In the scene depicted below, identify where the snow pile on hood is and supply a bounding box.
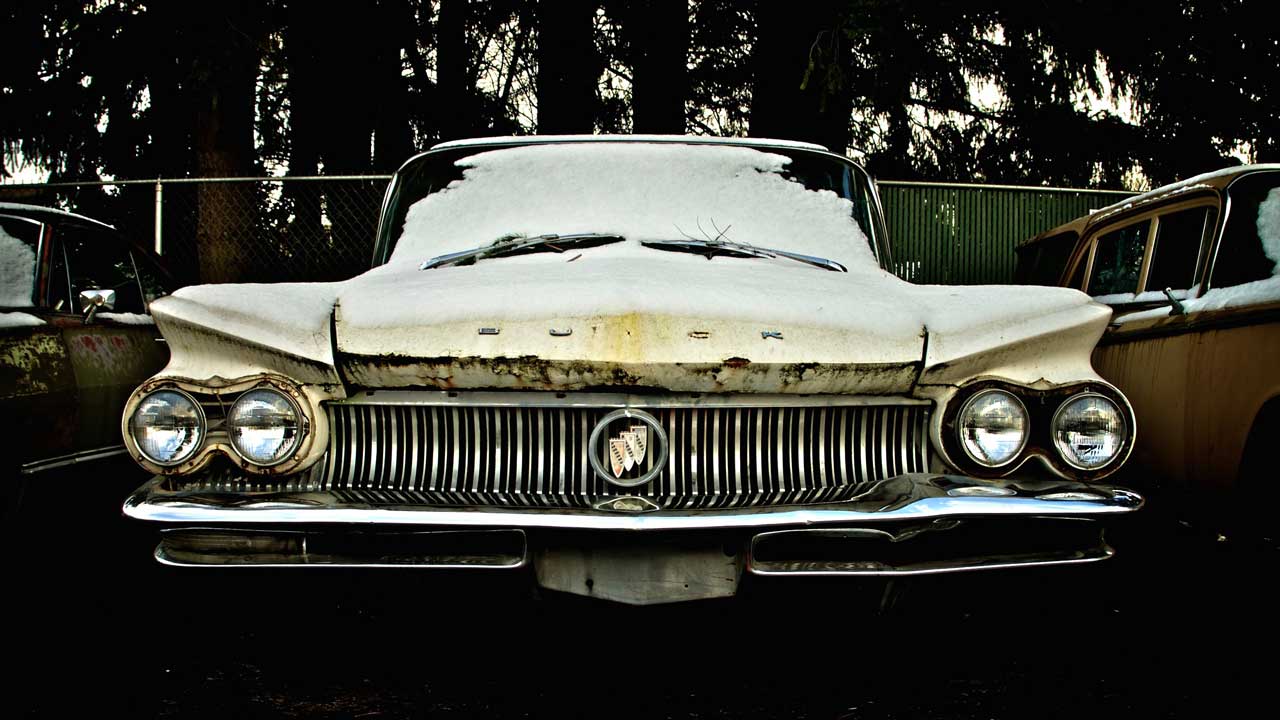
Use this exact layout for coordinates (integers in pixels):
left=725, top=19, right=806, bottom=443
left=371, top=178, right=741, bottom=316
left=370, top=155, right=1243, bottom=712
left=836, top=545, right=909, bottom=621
left=0, top=224, right=36, bottom=307
left=156, top=281, right=342, bottom=362
left=343, top=242, right=1088, bottom=337
left=393, top=143, right=878, bottom=270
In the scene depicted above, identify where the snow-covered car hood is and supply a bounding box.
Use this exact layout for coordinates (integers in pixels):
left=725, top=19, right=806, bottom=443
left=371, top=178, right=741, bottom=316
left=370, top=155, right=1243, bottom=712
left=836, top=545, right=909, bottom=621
left=148, top=246, right=1109, bottom=395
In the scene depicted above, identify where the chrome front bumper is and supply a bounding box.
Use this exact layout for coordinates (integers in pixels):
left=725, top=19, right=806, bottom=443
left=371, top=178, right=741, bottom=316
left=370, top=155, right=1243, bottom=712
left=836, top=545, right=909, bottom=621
left=125, top=472, right=1141, bottom=602
left=125, top=472, right=1140, bottom=529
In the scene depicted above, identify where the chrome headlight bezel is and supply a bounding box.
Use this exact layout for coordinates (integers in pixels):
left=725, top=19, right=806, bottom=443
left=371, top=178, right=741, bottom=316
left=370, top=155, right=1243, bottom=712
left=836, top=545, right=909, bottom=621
left=940, top=380, right=1136, bottom=481
left=1050, top=392, right=1129, bottom=471
left=128, top=388, right=207, bottom=468
left=955, top=388, right=1030, bottom=469
left=226, top=387, right=305, bottom=468
left=123, top=375, right=321, bottom=477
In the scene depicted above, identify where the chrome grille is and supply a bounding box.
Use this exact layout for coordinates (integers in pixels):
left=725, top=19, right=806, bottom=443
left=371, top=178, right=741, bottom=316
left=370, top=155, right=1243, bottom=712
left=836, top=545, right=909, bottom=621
left=319, top=401, right=931, bottom=509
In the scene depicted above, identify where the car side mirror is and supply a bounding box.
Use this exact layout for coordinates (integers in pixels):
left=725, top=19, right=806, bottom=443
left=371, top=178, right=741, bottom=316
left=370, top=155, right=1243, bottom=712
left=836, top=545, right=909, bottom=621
left=79, top=288, right=116, bottom=324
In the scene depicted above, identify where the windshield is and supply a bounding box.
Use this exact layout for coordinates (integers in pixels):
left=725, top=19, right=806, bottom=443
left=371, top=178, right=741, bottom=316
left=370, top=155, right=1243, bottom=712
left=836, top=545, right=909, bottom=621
left=373, top=142, right=886, bottom=270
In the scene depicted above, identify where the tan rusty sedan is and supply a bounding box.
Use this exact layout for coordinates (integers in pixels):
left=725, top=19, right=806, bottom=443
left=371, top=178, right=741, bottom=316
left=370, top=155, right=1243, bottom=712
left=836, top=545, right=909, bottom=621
left=1016, top=165, right=1280, bottom=539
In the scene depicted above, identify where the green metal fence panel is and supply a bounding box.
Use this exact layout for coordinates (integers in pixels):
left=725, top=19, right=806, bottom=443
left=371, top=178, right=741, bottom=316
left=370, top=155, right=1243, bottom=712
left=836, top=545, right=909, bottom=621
left=879, top=182, right=1134, bottom=285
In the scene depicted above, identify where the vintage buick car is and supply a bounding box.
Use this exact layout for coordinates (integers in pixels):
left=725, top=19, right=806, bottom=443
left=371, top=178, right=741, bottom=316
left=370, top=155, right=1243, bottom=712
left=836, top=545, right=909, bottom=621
left=1016, top=164, right=1280, bottom=540
left=121, top=136, right=1141, bottom=604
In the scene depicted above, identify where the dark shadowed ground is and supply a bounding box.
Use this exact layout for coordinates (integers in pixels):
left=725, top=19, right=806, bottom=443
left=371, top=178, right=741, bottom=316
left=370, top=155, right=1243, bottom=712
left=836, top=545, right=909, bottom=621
left=10, top=466, right=1274, bottom=719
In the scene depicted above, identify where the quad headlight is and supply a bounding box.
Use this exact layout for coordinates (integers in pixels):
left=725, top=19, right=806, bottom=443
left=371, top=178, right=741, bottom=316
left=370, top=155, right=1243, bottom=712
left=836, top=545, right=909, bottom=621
left=227, top=388, right=303, bottom=466
left=956, top=389, right=1029, bottom=468
left=1051, top=393, right=1128, bottom=470
left=130, top=389, right=205, bottom=466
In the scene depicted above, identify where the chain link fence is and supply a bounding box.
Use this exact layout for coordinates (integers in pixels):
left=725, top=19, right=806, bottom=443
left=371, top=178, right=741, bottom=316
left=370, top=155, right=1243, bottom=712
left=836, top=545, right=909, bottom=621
left=0, top=176, right=390, bottom=288
left=0, top=175, right=1132, bottom=288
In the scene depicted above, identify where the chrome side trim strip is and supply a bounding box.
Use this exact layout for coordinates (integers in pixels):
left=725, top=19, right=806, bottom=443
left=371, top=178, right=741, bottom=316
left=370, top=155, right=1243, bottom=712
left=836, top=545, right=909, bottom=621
left=748, top=547, right=1114, bottom=577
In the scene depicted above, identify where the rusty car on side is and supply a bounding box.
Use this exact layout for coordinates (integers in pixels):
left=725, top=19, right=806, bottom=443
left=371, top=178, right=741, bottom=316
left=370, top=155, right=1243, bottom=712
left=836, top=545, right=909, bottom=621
left=1016, top=164, right=1280, bottom=540
left=119, top=136, right=1141, bottom=604
left=1, top=203, right=171, bottom=518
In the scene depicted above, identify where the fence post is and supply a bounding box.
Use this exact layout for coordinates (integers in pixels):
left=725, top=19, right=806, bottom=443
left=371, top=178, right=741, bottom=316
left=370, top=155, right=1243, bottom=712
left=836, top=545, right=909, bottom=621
left=153, top=179, right=163, bottom=255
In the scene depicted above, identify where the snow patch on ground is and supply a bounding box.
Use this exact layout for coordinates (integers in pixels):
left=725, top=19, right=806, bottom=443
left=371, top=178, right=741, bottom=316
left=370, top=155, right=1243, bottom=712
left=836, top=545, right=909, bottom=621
left=393, top=144, right=878, bottom=270
left=0, top=311, right=46, bottom=328
left=0, top=224, right=36, bottom=307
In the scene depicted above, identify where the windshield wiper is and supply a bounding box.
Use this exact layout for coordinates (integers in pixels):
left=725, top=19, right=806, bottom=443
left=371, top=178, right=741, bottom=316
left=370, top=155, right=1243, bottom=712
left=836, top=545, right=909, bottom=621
left=641, top=238, right=847, bottom=272
left=421, top=232, right=625, bottom=270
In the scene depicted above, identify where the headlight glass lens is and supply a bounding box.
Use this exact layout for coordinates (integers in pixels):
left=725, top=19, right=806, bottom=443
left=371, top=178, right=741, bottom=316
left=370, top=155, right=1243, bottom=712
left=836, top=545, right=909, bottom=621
left=1052, top=394, right=1126, bottom=470
left=958, top=389, right=1029, bottom=467
left=130, top=390, right=204, bottom=466
left=228, top=389, right=302, bottom=466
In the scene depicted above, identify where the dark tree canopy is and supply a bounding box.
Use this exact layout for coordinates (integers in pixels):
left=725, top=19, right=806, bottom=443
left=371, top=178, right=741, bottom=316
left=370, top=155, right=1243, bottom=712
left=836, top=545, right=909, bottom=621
left=3, top=0, right=1277, bottom=191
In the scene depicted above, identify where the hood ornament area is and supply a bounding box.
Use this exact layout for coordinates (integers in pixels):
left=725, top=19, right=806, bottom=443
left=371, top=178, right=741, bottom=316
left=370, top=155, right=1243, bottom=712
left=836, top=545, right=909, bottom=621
left=587, top=409, right=669, bottom=489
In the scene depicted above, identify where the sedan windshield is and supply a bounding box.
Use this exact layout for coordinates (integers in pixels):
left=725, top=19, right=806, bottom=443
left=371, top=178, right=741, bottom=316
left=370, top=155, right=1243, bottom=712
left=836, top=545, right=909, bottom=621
left=376, top=141, right=885, bottom=271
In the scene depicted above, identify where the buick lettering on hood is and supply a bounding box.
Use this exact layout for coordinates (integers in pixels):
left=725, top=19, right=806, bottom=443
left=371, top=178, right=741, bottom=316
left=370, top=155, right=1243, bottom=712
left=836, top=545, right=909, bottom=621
left=122, top=136, right=1141, bottom=604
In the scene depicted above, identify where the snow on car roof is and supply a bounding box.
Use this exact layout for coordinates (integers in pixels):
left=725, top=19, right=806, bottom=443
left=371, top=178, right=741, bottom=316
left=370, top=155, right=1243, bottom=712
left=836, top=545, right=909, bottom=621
left=1090, top=163, right=1280, bottom=223
left=431, top=134, right=831, bottom=153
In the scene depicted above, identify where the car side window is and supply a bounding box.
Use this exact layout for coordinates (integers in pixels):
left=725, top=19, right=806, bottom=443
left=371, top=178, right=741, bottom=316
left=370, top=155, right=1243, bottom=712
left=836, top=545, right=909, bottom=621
left=0, top=215, right=43, bottom=308
left=1015, top=231, right=1078, bottom=286
left=1211, top=172, right=1280, bottom=290
left=57, top=224, right=148, bottom=314
left=1087, top=219, right=1150, bottom=296
left=1146, top=206, right=1215, bottom=293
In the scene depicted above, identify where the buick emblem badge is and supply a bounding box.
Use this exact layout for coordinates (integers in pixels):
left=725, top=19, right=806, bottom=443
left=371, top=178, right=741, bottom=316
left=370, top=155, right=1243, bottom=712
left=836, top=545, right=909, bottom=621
left=588, top=409, right=668, bottom=488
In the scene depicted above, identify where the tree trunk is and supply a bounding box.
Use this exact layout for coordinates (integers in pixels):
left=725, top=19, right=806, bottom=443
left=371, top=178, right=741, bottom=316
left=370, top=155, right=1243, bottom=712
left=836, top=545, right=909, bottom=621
left=749, top=0, right=850, bottom=153
left=438, top=0, right=473, bottom=141
left=190, top=5, right=265, bottom=284
left=283, top=3, right=325, bottom=270
left=372, top=0, right=413, bottom=170
left=628, top=0, right=688, bottom=134
left=537, top=0, right=600, bottom=134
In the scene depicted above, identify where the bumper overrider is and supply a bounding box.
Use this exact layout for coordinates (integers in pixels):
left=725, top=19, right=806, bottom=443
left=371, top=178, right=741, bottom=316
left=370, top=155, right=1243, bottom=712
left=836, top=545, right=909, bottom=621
left=124, top=473, right=1141, bottom=605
